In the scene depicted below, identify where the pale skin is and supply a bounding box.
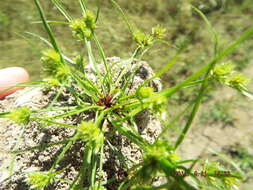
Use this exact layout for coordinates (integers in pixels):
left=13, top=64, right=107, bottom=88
left=0, top=67, right=29, bottom=100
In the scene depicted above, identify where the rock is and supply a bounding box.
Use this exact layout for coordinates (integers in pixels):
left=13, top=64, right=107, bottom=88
left=0, top=58, right=162, bottom=190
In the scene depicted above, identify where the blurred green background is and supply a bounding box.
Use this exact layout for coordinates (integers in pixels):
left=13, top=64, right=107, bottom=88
left=1, top=0, right=253, bottom=82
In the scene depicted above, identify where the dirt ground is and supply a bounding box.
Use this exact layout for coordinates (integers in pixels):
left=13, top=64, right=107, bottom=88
left=177, top=62, right=253, bottom=189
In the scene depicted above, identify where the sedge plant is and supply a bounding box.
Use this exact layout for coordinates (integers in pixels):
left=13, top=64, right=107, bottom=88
left=0, top=0, right=253, bottom=189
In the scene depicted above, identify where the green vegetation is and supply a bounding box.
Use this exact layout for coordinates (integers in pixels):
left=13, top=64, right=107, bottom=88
left=1, top=0, right=253, bottom=189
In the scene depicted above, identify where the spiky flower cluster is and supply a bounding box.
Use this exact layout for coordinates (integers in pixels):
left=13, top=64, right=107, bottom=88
left=77, top=121, right=104, bottom=152
left=70, top=10, right=96, bottom=40
left=5, top=106, right=31, bottom=125
left=41, top=49, right=69, bottom=81
left=133, top=25, right=166, bottom=48
left=227, top=74, right=250, bottom=91
left=212, top=61, right=250, bottom=92
left=133, top=32, right=153, bottom=48
left=212, top=62, right=235, bottom=82
left=26, top=172, right=55, bottom=190
left=152, top=25, right=167, bottom=39
left=144, top=141, right=179, bottom=163
left=136, top=141, right=180, bottom=183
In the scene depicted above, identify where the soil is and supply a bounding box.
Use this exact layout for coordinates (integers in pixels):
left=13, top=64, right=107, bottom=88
left=177, top=62, right=253, bottom=189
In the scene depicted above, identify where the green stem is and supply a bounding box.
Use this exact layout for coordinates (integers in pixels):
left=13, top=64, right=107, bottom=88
left=90, top=149, right=98, bottom=187
left=109, top=0, right=133, bottom=34
left=93, top=34, right=112, bottom=91
left=174, top=59, right=216, bottom=149
left=34, top=0, right=64, bottom=63
left=50, top=137, right=76, bottom=171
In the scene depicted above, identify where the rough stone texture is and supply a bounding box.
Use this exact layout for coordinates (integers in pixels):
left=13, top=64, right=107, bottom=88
left=0, top=58, right=162, bottom=190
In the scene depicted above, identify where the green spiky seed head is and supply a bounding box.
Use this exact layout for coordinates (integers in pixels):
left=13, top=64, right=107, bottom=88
left=203, top=160, right=227, bottom=186
left=26, top=172, right=55, bottom=190
left=5, top=107, right=31, bottom=125
left=41, top=49, right=61, bottom=63
left=70, top=19, right=87, bottom=40
left=138, top=141, right=178, bottom=182
left=84, top=28, right=93, bottom=39
left=70, top=13, right=95, bottom=40
left=55, top=64, right=70, bottom=79
left=41, top=49, right=69, bottom=80
left=169, top=152, right=181, bottom=163
left=152, top=25, right=166, bottom=39
left=145, top=140, right=178, bottom=162
left=78, top=121, right=99, bottom=141
left=227, top=74, right=250, bottom=91
left=212, top=62, right=235, bottom=81
left=78, top=121, right=104, bottom=152
left=137, top=87, right=154, bottom=99
left=133, top=31, right=153, bottom=48
left=83, top=10, right=96, bottom=30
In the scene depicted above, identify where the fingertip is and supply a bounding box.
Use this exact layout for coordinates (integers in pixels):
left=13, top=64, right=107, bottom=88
left=0, top=67, right=30, bottom=100
left=11, top=67, right=29, bottom=80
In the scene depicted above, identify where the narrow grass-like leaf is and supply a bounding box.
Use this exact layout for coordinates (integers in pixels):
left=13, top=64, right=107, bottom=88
left=15, top=32, right=42, bottom=56
left=109, top=0, right=133, bottom=34
left=191, top=5, right=219, bottom=54
left=95, top=0, right=102, bottom=22
left=46, top=105, right=101, bottom=119
left=93, top=34, right=112, bottom=90
left=34, top=0, right=62, bottom=57
left=0, top=81, right=47, bottom=95
left=71, top=68, right=101, bottom=94
left=51, top=0, right=73, bottom=22
left=33, top=116, right=77, bottom=129
left=141, top=52, right=180, bottom=88
left=26, top=31, right=53, bottom=47
left=50, top=138, right=76, bottom=171
left=110, top=119, right=148, bottom=149
left=32, top=20, right=70, bottom=25
left=8, top=127, right=25, bottom=175
left=79, top=0, right=87, bottom=12
left=4, top=139, right=70, bottom=154
left=26, top=32, right=77, bottom=65
left=70, top=73, right=99, bottom=102
left=47, top=84, right=65, bottom=108
left=90, top=149, right=98, bottom=186
left=175, top=20, right=253, bottom=150
left=209, top=149, right=245, bottom=178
